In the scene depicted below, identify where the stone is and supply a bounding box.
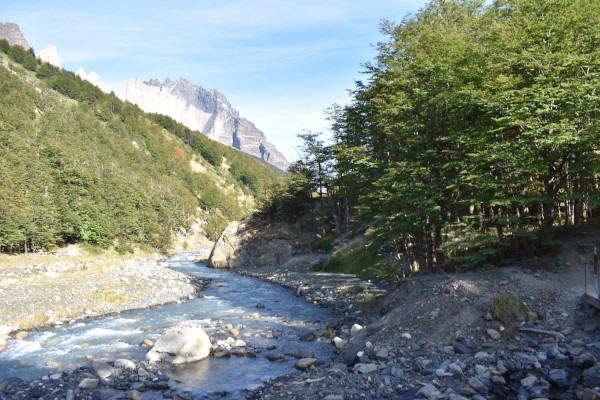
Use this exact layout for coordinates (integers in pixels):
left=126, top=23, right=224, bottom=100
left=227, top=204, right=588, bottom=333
left=329, top=363, right=348, bottom=373
left=342, top=344, right=362, bottom=367
left=333, top=337, right=347, bottom=348
left=114, top=359, right=136, bottom=369
left=323, top=396, right=344, bottom=400
left=487, top=329, right=501, bottom=340
left=267, top=353, right=284, bottom=361
left=416, top=383, right=438, bottom=399
left=528, top=311, right=538, bottom=321
left=234, top=339, right=246, bottom=347
left=355, top=363, right=378, bottom=374
left=92, top=361, right=114, bottom=380
left=256, top=303, right=265, bottom=309
left=0, top=337, right=7, bottom=351
left=145, top=322, right=211, bottom=364
left=548, top=369, right=569, bottom=389
left=376, top=347, right=389, bottom=360
left=448, top=395, right=469, bottom=400
left=449, top=363, right=465, bottom=379
left=454, top=341, right=472, bottom=354
left=49, top=373, right=62, bottom=381
left=65, top=389, right=74, bottom=400
left=295, top=358, right=318, bottom=370
left=15, top=331, right=27, bottom=340
left=575, top=353, right=596, bottom=369
left=213, top=347, right=232, bottom=358
left=294, top=350, right=314, bottom=359
left=78, top=378, right=99, bottom=389
left=127, top=390, right=142, bottom=400
left=468, top=377, right=489, bottom=394
left=229, top=328, right=239, bottom=336
left=583, top=363, right=600, bottom=387
left=143, top=339, right=154, bottom=346
left=520, top=374, right=538, bottom=388
left=351, top=324, right=363, bottom=335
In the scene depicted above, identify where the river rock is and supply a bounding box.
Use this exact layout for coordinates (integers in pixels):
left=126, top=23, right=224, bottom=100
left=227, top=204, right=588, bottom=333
left=583, top=363, right=600, bottom=387
left=469, top=377, right=489, bottom=394
left=376, top=347, right=389, bottom=360
left=92, top=361, right=114, bottom=380
left=333, top=337, right=347, bottom=348
left=351, top=324, right=363, bottom=335
left=416, top=383, right=438, bottom=399
left=295, top=358, right=318, bottom=370
left=15, top=331, right=27, bottom=340
left=548, top=369, right=569, bottom=389
left=213, top=347, right=231, bottom=358
left=145, top=322, right=211, bottom=364
left=78, top=378, right=99, bottom=389
left=355, top=363, right=378, bottom=374
left=520, top=374, right=538, bottom=388
left=114, top=359, right=136, bottom=370
left=127, top=390, right=142, bottom=400
left=575, top=353, right=596, bottom=368
left=294, top=350, right=314, bottom=359
left=0, top=337, right=7, bottom=352
left=487, top=329, right=501, bottom=340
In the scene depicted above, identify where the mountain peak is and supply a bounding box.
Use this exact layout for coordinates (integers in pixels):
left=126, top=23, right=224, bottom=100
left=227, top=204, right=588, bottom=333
left=116, top=78, right=289, bottom=170
left=38, top=45, right=61, bottom=68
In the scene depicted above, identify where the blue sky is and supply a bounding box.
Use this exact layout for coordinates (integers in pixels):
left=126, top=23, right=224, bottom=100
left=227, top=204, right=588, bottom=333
left=1, top=0, right=427, bottom=162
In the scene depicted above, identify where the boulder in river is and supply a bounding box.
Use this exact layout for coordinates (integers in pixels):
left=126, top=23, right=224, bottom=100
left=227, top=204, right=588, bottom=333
left=145, top=322, right=211, bottom=364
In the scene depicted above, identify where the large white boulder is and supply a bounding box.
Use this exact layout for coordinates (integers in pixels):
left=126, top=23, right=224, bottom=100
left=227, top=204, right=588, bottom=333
left=145, top=322, right=211, bottom=364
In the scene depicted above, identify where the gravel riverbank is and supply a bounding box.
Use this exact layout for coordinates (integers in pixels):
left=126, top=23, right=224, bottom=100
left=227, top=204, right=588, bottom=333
left=0, top=248, right=209, bottom=336
left=4, top=241, right=600, bottom=399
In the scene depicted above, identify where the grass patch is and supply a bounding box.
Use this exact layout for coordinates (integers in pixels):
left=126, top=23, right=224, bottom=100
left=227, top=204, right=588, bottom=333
left=318, top=244, right=384, bottom=278
left=489, top=292, right=527, bottom=323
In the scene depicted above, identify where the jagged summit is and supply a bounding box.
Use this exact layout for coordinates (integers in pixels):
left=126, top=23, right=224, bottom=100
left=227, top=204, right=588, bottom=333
left=76, top=67, right=105, bottom=92
left=0, top=22, right=30, bottom=50
left=116, top=77, right=289, bottom=170
left=38, top=45, right=61, bottom=68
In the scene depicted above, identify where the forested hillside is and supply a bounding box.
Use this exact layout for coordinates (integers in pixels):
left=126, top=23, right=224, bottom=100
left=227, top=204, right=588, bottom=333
left=267, top=0, right=600, bottom=275
left=0, top=41, right=283, bottom=253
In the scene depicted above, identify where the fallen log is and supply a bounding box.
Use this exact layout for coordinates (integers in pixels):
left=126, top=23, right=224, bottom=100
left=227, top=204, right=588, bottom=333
left=518, top=327, right=565, bottom=341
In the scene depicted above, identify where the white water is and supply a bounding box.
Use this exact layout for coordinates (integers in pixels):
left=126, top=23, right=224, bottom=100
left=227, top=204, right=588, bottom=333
left=0, top=253, right=337, bottom=398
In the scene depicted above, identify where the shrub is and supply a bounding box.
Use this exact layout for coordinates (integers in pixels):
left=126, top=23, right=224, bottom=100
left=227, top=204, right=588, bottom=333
left=310, top=234, right=337, bottom=251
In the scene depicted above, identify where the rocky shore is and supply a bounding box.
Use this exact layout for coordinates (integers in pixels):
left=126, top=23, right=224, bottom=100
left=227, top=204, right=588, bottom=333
left=4, top=241, right=600, bottom=399
left=237, top=260, right=600, bottom=399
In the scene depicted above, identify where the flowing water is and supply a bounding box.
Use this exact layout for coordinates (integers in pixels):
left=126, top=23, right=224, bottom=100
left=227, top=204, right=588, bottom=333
left=0, top=253, right=337, bottom=398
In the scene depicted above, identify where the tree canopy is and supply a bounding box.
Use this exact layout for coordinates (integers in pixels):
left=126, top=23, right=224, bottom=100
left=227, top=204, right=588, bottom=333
left=270, top=0, right=600, bottom=275
left=0, top=47, right=283, bottom=253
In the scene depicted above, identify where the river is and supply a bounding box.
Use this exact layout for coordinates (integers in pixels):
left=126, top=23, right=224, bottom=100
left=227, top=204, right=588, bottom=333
left=0, top=253, right=337, bottom=398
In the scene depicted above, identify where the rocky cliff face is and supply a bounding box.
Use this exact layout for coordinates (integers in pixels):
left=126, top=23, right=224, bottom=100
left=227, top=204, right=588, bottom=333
left=115, top=78, right=290, bottom=170
left=207, top=218, right=318, bottom=269
left=0, top=22, right=30, bottom=50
